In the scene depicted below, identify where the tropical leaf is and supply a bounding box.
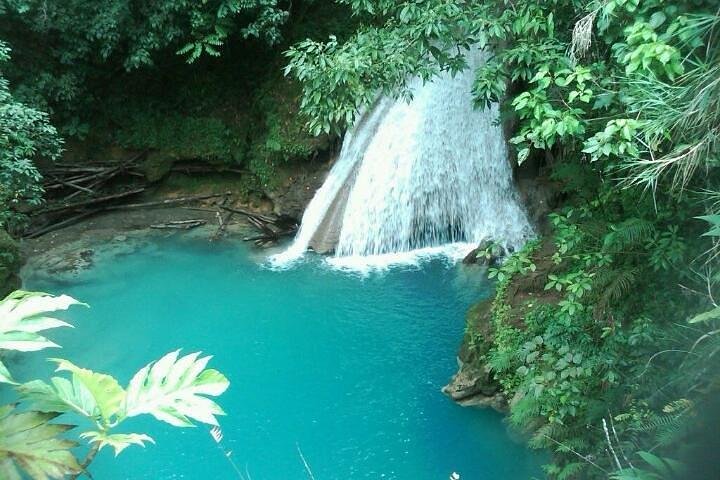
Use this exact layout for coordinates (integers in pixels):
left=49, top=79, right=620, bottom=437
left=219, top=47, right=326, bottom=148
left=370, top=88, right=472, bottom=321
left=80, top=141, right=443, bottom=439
left=0, top=331, right=61, bottom=352
left=17, top=377, right=98, bottom=419
left=696, top=214, right=720, bottom=237
left=51, top=359, right=126, bottom=423
left=0, top=291, right=85, bottom=353
left=689, top=306, right=720, bottom=324
left=124, top=350, right=229, bottom=427
left=0, top=359, right=16, bottom=385
left=79, top=431, right=154, bottom=457
left=0, top=404, right=81, bottom=480
left=637, top=451, right=686, bottom=479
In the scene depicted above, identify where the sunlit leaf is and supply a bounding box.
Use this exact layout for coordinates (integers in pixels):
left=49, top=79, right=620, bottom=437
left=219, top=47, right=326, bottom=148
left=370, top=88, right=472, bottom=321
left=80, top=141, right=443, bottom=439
left=51, top=359, right=126, bottom=423
left=0, top=360, right=16, bottom=385
left=124, top=350, right=229, bottom=427
left=79, top=431, right=154, bottom=457
left=18, top=377, right=98, bottom=419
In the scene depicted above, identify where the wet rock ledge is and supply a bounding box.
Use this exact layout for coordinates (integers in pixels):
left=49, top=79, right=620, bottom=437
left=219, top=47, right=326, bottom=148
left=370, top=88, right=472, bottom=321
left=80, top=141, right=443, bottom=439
left=442, top=299, right=509, bottom=412
left=443, top=239, right=561, bottom=413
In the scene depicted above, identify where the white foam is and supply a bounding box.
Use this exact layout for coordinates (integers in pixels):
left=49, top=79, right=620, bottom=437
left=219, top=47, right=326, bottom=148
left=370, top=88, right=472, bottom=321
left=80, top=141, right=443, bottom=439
left=324, top=243, right=477, bottom=275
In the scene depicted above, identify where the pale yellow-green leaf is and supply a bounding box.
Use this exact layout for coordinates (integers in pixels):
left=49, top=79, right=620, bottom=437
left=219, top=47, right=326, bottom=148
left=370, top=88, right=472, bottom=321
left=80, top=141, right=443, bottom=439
left=0, top=331, right=59, bottom=352
left=0, top=291, right=85, bottom=333
left=124, top=350, right=229, bottom=427
left=51, top=359, right=125, bottom=423
left=18, top=377, right=98, bottom=419
left=0, top=359, right=16, bottom=385
left=689, top=306, right=720, bottom=324
left=0, top=291, right=86, bottom=354
left=79, top=431, right=154, bottom=457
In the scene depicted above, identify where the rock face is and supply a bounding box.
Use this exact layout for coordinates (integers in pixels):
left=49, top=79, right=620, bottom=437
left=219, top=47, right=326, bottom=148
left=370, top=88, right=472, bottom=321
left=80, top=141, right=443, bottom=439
left=0, top=230, right=22, bottom=298
left=444, top=240, right=562, bottom=412
left=462, top=240, right=505, bottom=266
left=517, top=176, right=560, bottom=234
left=307, top=161, right=360, bottom=254
left=441, top=298, right=508, bottom=412
left=264, top=159, right=331, bottom=222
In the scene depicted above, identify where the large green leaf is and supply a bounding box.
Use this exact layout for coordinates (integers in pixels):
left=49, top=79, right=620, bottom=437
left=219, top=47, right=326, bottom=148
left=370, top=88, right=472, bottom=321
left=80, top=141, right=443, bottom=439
left=0, top=291, right=85, bottom=354
left=51, top=359, right=126, bottom=424
left=0, top=331, right=60, bottom=352
left=79, top=431, right=154, bottom=457
left=689, top=306, right=720, bottom=324
left=696, top=215, right=720, bottom=237
left=17, top=377, right=98, bottom=419
left=0, top=359, right=16, bottom=385
left=124, top=350, right=229, bottom=427
left=0, top=404, right=81, bottom=480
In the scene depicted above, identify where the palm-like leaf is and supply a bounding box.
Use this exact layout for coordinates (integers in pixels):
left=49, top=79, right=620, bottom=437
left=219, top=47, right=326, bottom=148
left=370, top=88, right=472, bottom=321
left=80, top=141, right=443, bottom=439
left=79, top=432, right=154, bottom=457
left=0, top=404, right=81, bottom=480
left=0, top=360, right=15, bottom=384
left=0, top=291, right=85, bottom=385
left=17, top=376, right=99, bottom=419
left=124, top=350, right=230, bottom=427
left=51, top=359, right=125, bottom=423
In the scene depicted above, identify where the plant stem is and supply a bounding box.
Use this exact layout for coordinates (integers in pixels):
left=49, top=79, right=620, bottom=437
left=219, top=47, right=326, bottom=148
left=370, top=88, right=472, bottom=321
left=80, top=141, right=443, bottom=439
left=69, top=443, right=100, bottom=480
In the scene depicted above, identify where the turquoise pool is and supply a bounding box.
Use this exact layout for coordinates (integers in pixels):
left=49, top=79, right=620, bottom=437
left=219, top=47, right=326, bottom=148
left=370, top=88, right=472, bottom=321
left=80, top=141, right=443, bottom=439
left=18, top=234, right=544, bottom=479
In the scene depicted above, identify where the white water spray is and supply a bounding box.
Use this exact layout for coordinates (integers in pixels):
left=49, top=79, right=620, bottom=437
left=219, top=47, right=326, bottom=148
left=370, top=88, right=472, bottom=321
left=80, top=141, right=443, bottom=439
left=272, top=50, right=532, bottom=269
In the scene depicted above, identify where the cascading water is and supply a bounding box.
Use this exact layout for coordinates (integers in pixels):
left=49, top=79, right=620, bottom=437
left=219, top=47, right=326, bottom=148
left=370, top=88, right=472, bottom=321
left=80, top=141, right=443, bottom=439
left=272, top=50, right=533, bottom=268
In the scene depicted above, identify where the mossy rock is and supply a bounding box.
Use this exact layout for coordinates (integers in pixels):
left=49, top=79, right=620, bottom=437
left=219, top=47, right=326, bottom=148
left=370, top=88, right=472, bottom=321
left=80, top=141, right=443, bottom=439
left=142, top=151, right=176, bottom=182
left=459, top=298, right=494, bottom=364
left=0, top=230, right=22, bottom=298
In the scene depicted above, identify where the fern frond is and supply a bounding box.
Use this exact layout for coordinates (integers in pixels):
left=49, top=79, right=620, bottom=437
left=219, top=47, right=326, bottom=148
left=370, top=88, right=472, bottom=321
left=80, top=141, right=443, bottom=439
left=603, top=218, right=656, bottom=253
left=634, top=400, right=694, bottom=447
left=556, top=461, right=587, bottom=480
left=593, top=267, right=638, bottom=311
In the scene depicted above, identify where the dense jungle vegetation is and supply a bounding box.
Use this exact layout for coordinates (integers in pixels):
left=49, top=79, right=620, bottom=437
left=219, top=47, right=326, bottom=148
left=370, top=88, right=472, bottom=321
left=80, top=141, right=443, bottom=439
left=1, top=0, right=720, bottom=478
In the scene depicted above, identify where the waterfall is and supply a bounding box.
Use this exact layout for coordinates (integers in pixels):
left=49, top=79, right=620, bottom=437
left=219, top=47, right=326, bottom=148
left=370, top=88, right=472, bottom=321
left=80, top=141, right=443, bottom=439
left=272, top=50, right=533, bottom=268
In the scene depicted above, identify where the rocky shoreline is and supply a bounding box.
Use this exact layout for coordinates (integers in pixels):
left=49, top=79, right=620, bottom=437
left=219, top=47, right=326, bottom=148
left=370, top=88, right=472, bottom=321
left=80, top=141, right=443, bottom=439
left=442, top=239, right=561, bottom=412
left=13, top=155, right=331, bottom=291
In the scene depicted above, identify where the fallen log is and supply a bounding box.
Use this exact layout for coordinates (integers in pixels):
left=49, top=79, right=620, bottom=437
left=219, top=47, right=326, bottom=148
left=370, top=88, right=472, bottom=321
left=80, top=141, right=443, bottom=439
left=223, top=205, right=298, bottom=246
left=150, top=219, right=206, bottom=230
left=25, top=210, right=99, bottom=239
left=218, top=206, right=277, bottom=224
left=171, top=165, right=247, bottom=175
left=46, top=177, right=97, bottom=195
left=104, top=192, right=231, bottom=211
left=38, top=188, right=147, bottom=214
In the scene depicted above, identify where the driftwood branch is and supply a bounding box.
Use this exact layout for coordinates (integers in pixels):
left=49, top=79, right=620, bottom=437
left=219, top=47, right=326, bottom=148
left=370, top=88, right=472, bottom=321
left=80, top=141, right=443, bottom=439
left=25, top=210, right=99, bottom=238
left=150, top=219, right=207, bottom=230
left=104, top=193, right=231, bottom=211
left=211, top=194, right=234, bottom=241
left=218, top=205, right=298, bottom=246
left=38, top=188, right=147, bottom=214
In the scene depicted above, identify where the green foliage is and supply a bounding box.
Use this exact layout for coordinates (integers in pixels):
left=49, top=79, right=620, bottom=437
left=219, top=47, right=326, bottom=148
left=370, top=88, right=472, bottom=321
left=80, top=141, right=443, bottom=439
left=0, top=291, right=230, bottom=479
left=0, top=291, right=85, bottom=384
left=0, top=405, right=80, bottom=479
left=0, top=41, right=61, bottom=231
left=487, top=240, right=539, bottom=284
left=0, top=230, right=21, bottom=297
left=118, top=113, right=248, bottom=165
left=2, top=0, right=288, bottom=72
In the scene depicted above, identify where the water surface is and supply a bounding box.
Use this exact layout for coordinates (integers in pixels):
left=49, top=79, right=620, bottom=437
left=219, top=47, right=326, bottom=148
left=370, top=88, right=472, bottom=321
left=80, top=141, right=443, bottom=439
left=19, top=234, right=543, bottom=479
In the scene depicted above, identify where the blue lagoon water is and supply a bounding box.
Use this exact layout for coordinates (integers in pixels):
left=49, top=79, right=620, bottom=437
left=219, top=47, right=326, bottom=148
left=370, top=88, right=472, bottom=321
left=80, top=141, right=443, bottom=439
left=18, top=234, right=543, bottom=479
